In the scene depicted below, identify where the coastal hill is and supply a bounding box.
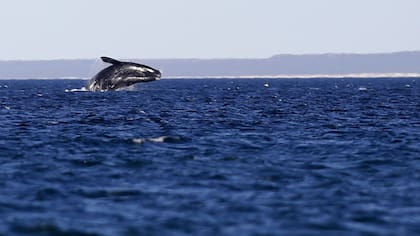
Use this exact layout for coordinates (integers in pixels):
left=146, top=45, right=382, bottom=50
left=1, top=51, right=420, bottom=79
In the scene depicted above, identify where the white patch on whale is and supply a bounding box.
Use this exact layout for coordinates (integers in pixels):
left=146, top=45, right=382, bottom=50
left=127, top=66, right=157, bottom=74
left=128, top=66, right=146, bottom=72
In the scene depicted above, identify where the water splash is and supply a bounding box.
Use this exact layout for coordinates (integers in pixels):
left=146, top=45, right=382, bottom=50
left=65, top=87, right=89, bottom=92
left=358, top=87, right=368, bottom=91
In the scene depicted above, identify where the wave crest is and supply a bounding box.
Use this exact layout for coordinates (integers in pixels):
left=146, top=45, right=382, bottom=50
left=132, top=136, right=182, bottom=144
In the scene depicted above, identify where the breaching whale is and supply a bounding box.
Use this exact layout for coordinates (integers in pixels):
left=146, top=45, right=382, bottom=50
left=87, top=57, right=161, bottom=91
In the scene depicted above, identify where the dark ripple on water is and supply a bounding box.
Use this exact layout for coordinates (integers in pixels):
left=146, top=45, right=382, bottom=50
left=0, top=78, right=419, bottom=235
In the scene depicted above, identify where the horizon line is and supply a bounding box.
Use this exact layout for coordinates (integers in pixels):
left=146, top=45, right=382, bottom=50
left=1, top=50, right=420, bottom=62
left=2, top=73, right=420, bottom=80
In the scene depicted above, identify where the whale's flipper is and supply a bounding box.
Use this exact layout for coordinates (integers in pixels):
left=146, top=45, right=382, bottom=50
left=101, top=57, right=122, bottom=65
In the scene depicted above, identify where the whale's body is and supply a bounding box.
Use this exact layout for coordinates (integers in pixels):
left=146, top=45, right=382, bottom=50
left=87, top=57, right=161, bottom=91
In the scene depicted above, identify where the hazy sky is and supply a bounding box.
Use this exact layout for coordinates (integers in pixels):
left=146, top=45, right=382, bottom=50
left=1, top=0, right=419, bottom=59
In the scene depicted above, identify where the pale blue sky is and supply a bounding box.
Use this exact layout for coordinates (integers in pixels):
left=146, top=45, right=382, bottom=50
left=0, top=0, right=419, bottom=59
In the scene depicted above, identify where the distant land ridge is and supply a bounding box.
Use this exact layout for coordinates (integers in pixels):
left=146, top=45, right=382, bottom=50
left=1, top=51, right=420, bottom=79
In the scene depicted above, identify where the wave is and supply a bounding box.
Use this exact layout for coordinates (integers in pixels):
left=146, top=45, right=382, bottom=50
left=132, top=136, right=182, bottom=144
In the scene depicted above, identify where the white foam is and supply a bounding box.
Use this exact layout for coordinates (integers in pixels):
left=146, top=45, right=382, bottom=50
left=148, top=136, right=169, bottom=143
left=65, top=87, right=89, bottom=92
left=132, top=136, right=180, bottom=144
left=132, top=138, right=146, bottom=144
left=358, top=87, right=368, bottom=91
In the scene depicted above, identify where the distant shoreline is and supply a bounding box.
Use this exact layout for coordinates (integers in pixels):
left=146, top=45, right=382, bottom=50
left=165, top=73, right=420, bottom=79
left=1, top=73, right=420, bottom=80
left=1, top=51, right=420, bottom=79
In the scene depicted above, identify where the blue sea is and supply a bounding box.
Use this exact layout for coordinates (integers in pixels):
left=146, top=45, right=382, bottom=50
left=0, top=78, right=419, bottom=235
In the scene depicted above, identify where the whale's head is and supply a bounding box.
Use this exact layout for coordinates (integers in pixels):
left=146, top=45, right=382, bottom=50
left=121, top=63, right=161, bottom=83
left=87, top=57, right=162, bottom=91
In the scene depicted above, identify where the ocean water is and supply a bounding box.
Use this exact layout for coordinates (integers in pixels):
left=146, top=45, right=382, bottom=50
left=0, top=78, right=419, bottom=235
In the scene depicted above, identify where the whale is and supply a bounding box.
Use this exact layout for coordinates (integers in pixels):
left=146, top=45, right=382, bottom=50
left=87, top=57, right=161, bottom=91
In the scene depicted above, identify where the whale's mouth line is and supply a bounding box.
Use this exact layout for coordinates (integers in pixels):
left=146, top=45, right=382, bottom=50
left=122, top=76, right=160, bottom=82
